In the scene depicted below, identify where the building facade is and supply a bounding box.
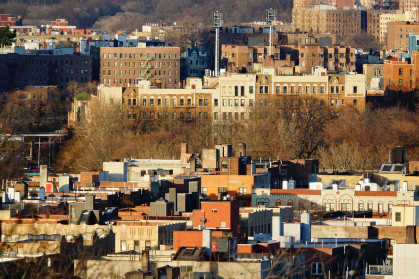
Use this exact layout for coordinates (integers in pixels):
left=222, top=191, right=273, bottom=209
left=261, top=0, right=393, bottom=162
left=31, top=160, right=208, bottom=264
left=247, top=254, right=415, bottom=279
left=99, top=46, right=181, bottom=89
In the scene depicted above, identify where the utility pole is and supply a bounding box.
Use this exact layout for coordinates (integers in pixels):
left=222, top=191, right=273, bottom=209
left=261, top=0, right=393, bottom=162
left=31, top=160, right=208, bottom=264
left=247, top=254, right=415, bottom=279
left=212, top=11, right=223, bottom=77
left=265, top=8, right=276, bottom=56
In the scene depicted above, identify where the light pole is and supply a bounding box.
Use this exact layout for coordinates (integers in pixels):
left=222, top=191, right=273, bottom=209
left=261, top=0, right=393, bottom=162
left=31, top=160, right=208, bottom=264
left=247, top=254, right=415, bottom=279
left=212, top=11, right=223, bottom=77
left=265, top=8, right=276, bottom=57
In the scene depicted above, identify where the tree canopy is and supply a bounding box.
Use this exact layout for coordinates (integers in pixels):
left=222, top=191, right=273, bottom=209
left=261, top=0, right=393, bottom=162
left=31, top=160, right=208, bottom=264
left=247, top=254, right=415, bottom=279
left=0, top=26, right=16, bottom=48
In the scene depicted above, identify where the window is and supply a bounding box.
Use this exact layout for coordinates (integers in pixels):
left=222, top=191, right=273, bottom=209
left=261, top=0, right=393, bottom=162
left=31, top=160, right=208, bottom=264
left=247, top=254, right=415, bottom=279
left=367, top=202, right=373, bottom=211
left=213, top=112, right=218, bottom=120
left=121, top=240, right=127, bottom=251
left=358, top=202, right=364, bottom=211
left=134, top=240, right=139, bottom=252
left=395, top=212, right=401, bottom=222
left=249, top=86, right=254, bottom=94
left=172, top=98, right=177, bottom=106
left=313, top=86, right=317, bottom=94
left=150, top=98, right=154, bottom=106
left=222, top=99, right=227, bottom=106
left=165, top=98, right=169, bottom=106
left=180, top=98, right=184, bottom=106
left=305, top=86, right=310, bottom=94
left=265, top=86, right=269, bottom=94
left=221, top=160, right=228, bottom=171
left=276, top=86, right=280, bottom=94
left=239, top=187, right=247, bottom=195
left=142, top=98, right=147, bottom=106
left=341, top=203, right=350, bottom=211
left=259, top=86, right=264, bottom=93
left=353, top=86, right=358, bottom=93
left=157, top=98, right=162, bottom=106
left=241, top=86, right=245, bottom=96
left=283, top=86, right=288, bottom=94
left=187, top=98, right=192, bottom=106
left=311, top=262, right=323, bottom=275
left=320, top=85, right=325, bottom=94
left=235, top=86, right=239, bottom=96
left=228, top=99, right=233, bottom=106
left=399, top=68, right=403, bottom=75
left=249, top=99, right=254, bottom=106
left=378, top=202, right=383, bottom=214
left=241, top=99, right=245, bottom=106
left=214, top=99, right=218, bottom=106
left=234, top=99, right=239, bottom=106
left=204, top=99, right=208, bottom=106
left=201, top=187, right=207, bottom=196
left=325, top=203, right=335, bottom=212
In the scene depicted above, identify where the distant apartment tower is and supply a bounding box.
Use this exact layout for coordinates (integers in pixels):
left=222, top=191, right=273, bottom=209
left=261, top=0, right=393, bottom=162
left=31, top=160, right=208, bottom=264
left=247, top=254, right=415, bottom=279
left=0, top=53, right=92, bottom=91
left=292, top=7, right=367, bottom=37
left=399, top=0, right=419, bottom=12
left=99, top=46, right=181, bottom=89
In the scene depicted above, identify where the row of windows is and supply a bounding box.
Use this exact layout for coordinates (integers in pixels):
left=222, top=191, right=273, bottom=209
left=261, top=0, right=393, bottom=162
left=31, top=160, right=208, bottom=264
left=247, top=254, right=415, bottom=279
left=102, top=53, right=178, bottom=59
left=102, top=78, right=178, bottom=85
left=102, top=69, right=177, bottom=76
left=127, top=111, right=194, bottom=120
left=275, top=199, right=395, bottom=213
left=214, top=111, right=246, bottom=121
left=126, top=97, right=209, bottom=107
left=273, top=84, right=326, bottom=94
left=102, top=61, right=178, bottom=68
left=221, top=86, right=254, bottom=95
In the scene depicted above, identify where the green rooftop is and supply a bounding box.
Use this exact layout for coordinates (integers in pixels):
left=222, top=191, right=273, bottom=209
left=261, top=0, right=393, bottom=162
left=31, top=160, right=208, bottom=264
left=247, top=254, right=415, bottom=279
left=74, top=92, right=89, bottom=101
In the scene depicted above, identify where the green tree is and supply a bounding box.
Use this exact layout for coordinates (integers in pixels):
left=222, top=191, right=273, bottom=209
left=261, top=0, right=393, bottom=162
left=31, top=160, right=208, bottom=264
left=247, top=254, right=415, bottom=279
left=0, top=26, right=16, bottom=48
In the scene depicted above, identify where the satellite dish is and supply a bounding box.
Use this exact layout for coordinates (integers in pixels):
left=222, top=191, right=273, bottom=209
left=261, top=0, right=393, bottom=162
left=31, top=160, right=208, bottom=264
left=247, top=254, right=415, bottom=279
left=200, top=218, right=206, bottom=223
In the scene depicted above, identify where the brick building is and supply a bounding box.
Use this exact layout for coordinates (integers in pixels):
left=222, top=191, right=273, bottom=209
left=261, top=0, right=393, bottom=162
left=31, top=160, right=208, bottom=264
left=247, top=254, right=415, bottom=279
left=386, top=21, right=419, bottom=51
left=292, top=7, right=367, bottom=37
left=367, top=10, right=388, bottom=41
left=0, top=53, right=92, bottom=91
left=0, top=14, right=22, bottom=27
left=99, top=46, right=181, bottom=89
left=399, top=0, right=419, bottom=11
left=383, top=51, right=419, bottom=91
left=120, top=79, right=213, bottom=124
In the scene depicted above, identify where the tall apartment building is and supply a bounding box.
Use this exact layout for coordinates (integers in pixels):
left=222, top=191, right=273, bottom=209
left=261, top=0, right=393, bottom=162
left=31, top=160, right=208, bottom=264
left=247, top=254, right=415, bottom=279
left=99, top=46, right=181, bottom=89
left=386, top=22, right=419, bottom=51
left=367, top=10, right=388, bottom=41
left=399, top=0, right=419, bottom=11
left=326, top=9, right=367, bottom=37
left=292, top=7, right=367, bottom=37
left=0, top=53, right=92, bottom=91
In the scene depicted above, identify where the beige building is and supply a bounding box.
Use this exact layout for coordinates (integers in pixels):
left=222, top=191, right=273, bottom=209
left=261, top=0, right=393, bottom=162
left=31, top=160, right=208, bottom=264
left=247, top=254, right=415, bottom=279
left=212, top=74, right=257, bottom=123
left=380, top=12, right=407, bottom=43
left=392, top=205, right=419, bottom=226
left=252, top=188, right=419, bottom=213
left=363, top=64, right=384, bottom=89
left=113, top=221, right=186, bottom=253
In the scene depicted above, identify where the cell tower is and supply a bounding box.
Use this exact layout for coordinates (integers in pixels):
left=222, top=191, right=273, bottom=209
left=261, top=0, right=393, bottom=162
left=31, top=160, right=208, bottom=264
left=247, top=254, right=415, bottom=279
left=265, top=8, right=276, bottom=56
left=212, top=11, right=223, bottom=77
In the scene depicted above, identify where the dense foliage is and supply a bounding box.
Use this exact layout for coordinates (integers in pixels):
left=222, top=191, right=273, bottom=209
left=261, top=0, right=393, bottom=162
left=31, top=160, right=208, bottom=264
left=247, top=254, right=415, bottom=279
left=0, top=0, right=293, bottom=32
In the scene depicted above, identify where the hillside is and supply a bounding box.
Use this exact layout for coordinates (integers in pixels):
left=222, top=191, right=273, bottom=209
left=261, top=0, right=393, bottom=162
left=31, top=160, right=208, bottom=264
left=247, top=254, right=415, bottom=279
left=0, top=0, right=293, bottom=32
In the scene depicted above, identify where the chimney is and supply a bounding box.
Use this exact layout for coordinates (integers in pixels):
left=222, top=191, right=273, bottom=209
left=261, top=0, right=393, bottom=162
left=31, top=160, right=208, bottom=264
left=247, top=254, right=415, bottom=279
left=141, top=250, right=149, bottom=272
left=238, top=143, right=246, bottom=157
left=181, top=143, right=189, bottom=154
